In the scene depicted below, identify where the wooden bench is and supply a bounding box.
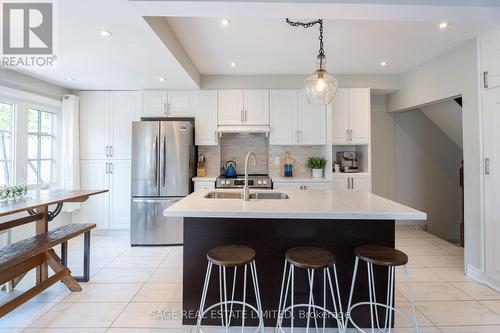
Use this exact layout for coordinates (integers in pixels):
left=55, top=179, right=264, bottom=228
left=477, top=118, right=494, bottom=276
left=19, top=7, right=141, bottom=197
left=0, top=189, right=107, bottom=318
left=0, top=223, right=95, bottom=317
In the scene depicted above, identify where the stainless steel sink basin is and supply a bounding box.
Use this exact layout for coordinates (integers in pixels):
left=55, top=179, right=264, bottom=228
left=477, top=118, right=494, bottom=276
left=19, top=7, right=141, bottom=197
left=249, top=192, right=289, bottom=200
left=204, top=191, right=289, bottom=199
left=204, top=192, right=243, bottom=199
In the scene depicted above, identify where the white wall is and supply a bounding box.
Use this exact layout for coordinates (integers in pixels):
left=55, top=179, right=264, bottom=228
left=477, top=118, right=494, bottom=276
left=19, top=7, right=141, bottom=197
left=371, top=95, right=391, bottom=198
left=387, top=38, right=482, bottom=271
left=420, top=99, right=463, bottom=148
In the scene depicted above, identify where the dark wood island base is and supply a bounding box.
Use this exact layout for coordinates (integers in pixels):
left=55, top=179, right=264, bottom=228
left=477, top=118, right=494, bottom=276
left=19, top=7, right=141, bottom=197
left=183, top=217, right=395, bottom=328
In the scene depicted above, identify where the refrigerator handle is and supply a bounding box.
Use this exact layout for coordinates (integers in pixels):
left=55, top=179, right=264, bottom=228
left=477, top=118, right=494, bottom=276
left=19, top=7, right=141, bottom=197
left=162, top=135, right=167, bottom=187
left=153, top=135, right=158, bottom=185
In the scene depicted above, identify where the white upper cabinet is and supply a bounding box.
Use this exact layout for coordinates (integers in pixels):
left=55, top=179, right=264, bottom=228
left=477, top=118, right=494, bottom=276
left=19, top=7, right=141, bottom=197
left=218, top=90, right=244, bottom=125
left=109, top=91, right=140, bottom=159
left=331, top=88, right=370, bottom=144
left=167, top=91, right=195, bottom=117
left=297, top=92, right=326, bottom=145
left=244, top=89, right=269, bottom=125
left=269, top=89, right=326, bottom=145
left=331, top=88, right=349, bottom=144
left=141, top=90, right=195, bottom=117
left=270, top=90, right=298, bottom=145
left=80, top=91, right=139, bottom=160
left=218, top=89, right=269, bottom=125
left=195, top=90, right=218, bottom=145
left=141, top=90, right=167, bottom=117
left=80, top=91, right=109, bottom=160
left=348, top=88, right=371, bottom=144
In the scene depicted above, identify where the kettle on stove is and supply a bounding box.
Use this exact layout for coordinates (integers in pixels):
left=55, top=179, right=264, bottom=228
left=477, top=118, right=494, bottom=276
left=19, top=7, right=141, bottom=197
left=223, top=161, right=238, bottom=178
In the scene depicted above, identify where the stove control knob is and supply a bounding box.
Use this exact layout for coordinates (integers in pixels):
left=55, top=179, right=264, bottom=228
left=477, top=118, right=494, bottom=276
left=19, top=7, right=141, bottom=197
left=262, top=180, right=268, bottom=185
left=221, top=180, right=226, bottom=185
left=257, top=180, right=262, bottom=185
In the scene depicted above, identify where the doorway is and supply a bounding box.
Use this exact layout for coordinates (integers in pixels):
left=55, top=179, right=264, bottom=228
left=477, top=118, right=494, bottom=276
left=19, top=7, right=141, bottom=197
left=392, top=98, right=464, bottom=244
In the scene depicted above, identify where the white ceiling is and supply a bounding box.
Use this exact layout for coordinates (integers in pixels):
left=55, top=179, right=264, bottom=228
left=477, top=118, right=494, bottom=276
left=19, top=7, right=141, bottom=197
left=16, top=0, right=199, bottom=90
left=167, top=17, right=495, bottom=75
left=12, top=0, right=500, bottom=90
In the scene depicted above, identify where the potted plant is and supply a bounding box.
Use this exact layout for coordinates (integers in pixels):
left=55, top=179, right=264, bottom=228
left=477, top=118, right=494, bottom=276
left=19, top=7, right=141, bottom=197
left=307, top=156, right=327, bottom=178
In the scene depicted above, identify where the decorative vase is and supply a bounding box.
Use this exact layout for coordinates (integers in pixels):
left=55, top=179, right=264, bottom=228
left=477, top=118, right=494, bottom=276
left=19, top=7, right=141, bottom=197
left=312, top=168, right=323, bottom=179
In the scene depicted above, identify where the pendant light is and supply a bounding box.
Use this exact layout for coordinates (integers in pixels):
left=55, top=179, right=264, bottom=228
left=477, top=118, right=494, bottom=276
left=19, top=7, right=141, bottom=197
left=286, top=18, right=337, bottom=105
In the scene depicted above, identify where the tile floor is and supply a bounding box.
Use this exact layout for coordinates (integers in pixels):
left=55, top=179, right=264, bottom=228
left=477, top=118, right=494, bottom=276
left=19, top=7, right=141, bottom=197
left=1, top=229, right=500, bottom=333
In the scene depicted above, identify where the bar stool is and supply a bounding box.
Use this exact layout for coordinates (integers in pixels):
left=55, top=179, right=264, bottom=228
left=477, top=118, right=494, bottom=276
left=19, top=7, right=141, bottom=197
left=195, top=244, right=264, bottom=333
left=345, top=245, right=419, bottom=333
left=276, top=246, right=345, bottom=333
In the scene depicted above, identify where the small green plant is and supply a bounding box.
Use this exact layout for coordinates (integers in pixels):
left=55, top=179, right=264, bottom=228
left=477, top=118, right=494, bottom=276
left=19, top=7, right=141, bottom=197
left=306, top=156, right=327, bottom=169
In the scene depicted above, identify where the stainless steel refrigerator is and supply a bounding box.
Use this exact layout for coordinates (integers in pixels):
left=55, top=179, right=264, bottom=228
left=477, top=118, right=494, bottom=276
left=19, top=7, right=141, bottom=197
left=130, top=121, right=195, bottom=245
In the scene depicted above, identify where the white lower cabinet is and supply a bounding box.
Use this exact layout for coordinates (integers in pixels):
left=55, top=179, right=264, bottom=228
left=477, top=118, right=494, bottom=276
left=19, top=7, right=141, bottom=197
left=194, top=181, right=216, bottom=191
left=80, top=159, right=131, bottom=229
left=109, top=160, right=132, bottom=229
left=331, top=174, right=371, bottom=191
left=80, top=160, right=109, bottom=229
left=273, top=181, right=330, bottom=190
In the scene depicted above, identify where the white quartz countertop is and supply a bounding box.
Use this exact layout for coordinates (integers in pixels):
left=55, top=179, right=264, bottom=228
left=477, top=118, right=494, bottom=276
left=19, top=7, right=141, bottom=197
left=192, top=176, right=218, bottom=182
left=164, top=189, right=427, bottom=220
left=272, top=177, right=332, bottom=183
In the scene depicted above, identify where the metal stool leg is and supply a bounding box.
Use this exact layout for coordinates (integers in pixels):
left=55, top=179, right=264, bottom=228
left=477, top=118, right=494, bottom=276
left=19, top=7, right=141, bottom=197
left=326, top=265, right=345, bottom=332
left=345, top=257, right=360, bottom=331
left=195, top=261, right=213, bottom=333
left=305, top=269, right=315, bottom=333
left=404, top=265, right=420, bottom=333
left=250, top=261, right=265, bottom=333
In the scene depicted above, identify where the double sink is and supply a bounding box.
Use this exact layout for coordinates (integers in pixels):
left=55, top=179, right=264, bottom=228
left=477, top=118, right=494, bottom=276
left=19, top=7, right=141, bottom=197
left=205, top=191, right=289, bottom=200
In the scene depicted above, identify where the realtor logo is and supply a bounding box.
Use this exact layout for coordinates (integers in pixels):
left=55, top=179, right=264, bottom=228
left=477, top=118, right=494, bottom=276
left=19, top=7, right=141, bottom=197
left=2, top=2, right=53, bottom=54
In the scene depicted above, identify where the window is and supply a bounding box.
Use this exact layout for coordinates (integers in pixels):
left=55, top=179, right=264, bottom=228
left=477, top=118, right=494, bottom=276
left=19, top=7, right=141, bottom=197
left=0, top=103, right=14, bottom=186
left=27, top=108, right=56, bottom=185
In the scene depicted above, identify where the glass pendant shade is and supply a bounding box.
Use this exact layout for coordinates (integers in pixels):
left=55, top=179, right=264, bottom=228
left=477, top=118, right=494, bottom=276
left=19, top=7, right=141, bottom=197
left=304, top=69, right=338, bottom=105
left=303, top=54, right=337, bottom=105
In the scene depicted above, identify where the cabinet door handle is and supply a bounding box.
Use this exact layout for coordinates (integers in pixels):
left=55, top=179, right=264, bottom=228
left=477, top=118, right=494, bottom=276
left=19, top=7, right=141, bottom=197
left=303, top=185, right=307, bottom=190
left=105, top=146, right=109, bottom=157
left=109, top=163, right=113, bottom=174
left=105, top=163, right=109, bottom=174
left=485, top=158, right=490, bottom=175
left=484, top=71, right=489, bottom=89
left=245, top=110, right=247, bottom=122
left=110, top=146, right=113, bottom=157
left=346, top=130, right=349, bottom=142
left=168, top=103, right=171, bottom=116
left=163, top=103, right=167, bottom=115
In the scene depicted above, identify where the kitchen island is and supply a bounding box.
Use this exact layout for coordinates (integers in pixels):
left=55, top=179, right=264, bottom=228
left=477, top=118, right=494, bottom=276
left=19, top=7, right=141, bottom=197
left=164, top=189, right=426, bottom=328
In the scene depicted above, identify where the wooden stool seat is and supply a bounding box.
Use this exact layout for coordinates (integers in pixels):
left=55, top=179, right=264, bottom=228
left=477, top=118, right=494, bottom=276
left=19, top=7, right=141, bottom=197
left=207, top=245, right=256, bottom=267
left=285, top=246, right=335, bottom=269
left=355, top=245, right=408, bottom=267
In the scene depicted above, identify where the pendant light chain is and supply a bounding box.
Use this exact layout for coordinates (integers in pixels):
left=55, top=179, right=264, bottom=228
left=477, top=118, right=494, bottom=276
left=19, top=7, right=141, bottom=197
left=286, top=18, right=325, bottom=57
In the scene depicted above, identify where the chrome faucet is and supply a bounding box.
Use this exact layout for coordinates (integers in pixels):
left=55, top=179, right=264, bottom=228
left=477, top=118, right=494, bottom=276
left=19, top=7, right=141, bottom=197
left=243, top=151, right=257, bottom=201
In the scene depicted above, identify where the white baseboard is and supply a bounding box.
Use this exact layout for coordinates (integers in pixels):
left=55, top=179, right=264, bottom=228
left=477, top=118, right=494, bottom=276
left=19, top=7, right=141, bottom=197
left=466, top=264, right=500, bottom=292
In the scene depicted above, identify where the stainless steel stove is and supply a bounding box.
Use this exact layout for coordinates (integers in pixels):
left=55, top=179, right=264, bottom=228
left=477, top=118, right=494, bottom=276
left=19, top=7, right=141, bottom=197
left=216, top=174, right=272, bottom=189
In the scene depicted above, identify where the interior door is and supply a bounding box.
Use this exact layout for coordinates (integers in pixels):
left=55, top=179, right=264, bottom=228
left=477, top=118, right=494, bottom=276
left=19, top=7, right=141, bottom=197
left=131, top=121, right=159, bottom=197
left=160, top=121, right=193, bottom=196
left=482, top=27, right=500, bottom=285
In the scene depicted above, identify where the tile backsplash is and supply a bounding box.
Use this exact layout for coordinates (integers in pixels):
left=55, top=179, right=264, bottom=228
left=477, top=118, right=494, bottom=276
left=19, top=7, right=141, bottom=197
left=220, top=133, right=268, bottom=174
left=269, top=146, right=324, bottom=178
left=198, top=135, right=324, bottom=179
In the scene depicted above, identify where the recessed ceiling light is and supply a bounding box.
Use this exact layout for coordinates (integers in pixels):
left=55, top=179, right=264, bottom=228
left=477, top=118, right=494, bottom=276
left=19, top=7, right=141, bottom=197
left=230, top=62, right=236, bottom=68
left=380, top=61, right=388, bottom=67
left=99, top=30, right=112, bottom=37
left=439, top=22, right=448, bottom=29
left=221, top=19, right=230, bottom=27
left=66, top=77, right=74, bottom=81
left=159, top=77, right=165, bottom=82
